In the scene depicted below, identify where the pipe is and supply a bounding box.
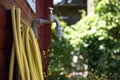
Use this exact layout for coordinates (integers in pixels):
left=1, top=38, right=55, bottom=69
left=31, top=19, right=49, bottom=38
left=31, top=7, right=63, bottom=41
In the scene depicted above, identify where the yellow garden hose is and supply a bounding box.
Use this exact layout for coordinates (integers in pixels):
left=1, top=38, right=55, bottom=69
left=9, top=6, right=44, bottom=80
left=9, top=43, right=15, bottom=80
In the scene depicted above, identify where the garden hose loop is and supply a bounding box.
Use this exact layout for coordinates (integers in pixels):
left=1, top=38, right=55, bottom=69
left=9, top=6, right=44, bottom=80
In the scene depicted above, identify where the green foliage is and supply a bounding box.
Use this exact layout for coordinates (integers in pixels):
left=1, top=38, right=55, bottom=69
left=48, top=0, right=120, bottom=80
left=48, top=22, right=73, bottom=80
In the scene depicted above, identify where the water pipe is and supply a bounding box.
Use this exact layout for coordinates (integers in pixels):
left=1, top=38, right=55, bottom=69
left=32, top=7, right=63, bottom=41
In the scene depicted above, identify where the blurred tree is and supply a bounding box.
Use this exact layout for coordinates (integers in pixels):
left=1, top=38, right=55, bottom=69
left=53, top=0, right=87, bottom=25
left=48, top=0, right=120, bottom=80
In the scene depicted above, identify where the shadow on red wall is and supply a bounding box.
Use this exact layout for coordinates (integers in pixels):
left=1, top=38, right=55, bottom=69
left=0, top=6, right=13, bottom=80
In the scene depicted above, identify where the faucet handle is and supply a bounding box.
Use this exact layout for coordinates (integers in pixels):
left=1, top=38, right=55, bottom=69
left=49, top=7, right=54, bottom=14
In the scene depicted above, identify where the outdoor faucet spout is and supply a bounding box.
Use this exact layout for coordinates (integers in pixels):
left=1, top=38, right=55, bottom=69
left=49, top=7, right=63, bottom=41
left=31, top=7, right=63, bottom=41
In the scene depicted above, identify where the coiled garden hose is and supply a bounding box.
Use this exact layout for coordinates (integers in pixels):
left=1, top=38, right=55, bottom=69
left=9, top=6, right=44, bottom=80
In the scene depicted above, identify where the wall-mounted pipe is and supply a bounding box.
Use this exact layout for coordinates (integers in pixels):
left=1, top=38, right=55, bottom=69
left=31, top=7, right=63, bottom=41
left=31, top=19, right=49, bottom=38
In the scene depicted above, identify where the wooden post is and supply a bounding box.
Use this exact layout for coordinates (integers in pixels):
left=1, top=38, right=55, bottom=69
left=87, top=0, right=94, bottom=15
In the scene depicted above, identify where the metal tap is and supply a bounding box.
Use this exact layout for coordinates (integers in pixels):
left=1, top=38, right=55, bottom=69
left=49, top=7, right=63, bottom=41
left=32, top=7, right=63, bottom=41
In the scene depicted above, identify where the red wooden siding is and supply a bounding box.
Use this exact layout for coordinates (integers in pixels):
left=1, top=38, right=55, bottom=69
left=0, top=6, right=12, bottom=80
left=38, top=0, right=53, bottom=79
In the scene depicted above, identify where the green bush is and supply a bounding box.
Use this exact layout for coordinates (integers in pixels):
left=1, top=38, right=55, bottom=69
left=48, top=22, right=73, bottom=80
left=48, top=0, right=120, bottom=80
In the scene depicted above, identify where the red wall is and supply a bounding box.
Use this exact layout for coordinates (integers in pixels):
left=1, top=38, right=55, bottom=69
left=0, top=6, right=12, bottom=80
left=38, top=0, right=53, bottom=77
left=0, top=0, right=53, bottom=79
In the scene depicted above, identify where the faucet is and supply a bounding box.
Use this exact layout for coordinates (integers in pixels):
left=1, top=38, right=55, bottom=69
left=32, top=7, right=63, bottom=41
